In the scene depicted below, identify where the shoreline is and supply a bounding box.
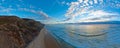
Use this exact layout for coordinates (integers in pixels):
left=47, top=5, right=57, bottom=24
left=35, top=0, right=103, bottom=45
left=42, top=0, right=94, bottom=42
left=27, top=28, right=60, bottom=48
left=44, top=28, right=61, bottom=48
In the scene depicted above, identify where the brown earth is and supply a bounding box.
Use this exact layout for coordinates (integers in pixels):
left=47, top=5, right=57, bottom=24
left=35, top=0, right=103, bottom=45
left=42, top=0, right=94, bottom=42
left=0, top=16, right=44, bottom=48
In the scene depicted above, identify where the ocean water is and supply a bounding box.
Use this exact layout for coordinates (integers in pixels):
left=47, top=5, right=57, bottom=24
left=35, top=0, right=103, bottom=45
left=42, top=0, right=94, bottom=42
left=45, top=24, right=120, bottom=48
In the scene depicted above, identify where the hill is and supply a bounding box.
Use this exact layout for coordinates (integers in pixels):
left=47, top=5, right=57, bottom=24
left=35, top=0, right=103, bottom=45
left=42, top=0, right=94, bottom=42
left=0, top=16, right=44, bottom=48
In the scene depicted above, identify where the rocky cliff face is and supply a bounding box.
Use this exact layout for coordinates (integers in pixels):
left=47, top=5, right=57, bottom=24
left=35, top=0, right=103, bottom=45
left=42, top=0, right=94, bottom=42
left=0, top=16, right=44, bottom=48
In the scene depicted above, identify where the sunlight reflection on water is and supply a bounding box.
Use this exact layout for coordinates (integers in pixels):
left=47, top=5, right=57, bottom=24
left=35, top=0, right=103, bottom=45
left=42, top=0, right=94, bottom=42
left=45, top=24, right=120, bottom=48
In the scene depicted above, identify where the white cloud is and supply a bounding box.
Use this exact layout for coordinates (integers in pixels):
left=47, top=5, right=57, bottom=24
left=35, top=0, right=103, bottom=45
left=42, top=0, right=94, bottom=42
left=65, top=0, right=104, bottom=19
left=18, top=8, right=49, bottom=19
left=94, top=0, right=98, bottom=4
left=66, top=2, right=70, bottom=6
left=61, top=1, right=70, bottom=6
left=106, top=0, right=120, bottom=8
left=0, top=7, right=49, bottom=19
left=0, top=8, right=14, bottom=13
left=78, top=0, right=83, bottom=3
left=88, top=10, right=117, bottom=16
left=64, top=0, right=120, bottom=23
left=77, top=10, right=119, bottom=22
left=116, top=4, right=120, bottom=7
left=84, top=0, right=89, bottom=5
left=38, top=11, right=49, bottom=18
left=89, top=0, right=94, bottom=5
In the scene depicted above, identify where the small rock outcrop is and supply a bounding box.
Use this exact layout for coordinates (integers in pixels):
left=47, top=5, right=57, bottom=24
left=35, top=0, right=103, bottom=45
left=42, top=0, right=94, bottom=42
left=0, top=16, right=44, bottom=48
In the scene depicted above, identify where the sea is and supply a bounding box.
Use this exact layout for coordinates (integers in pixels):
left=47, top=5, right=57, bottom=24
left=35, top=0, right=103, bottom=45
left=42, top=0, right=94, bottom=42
left=45, top=24, right=120, bottom=48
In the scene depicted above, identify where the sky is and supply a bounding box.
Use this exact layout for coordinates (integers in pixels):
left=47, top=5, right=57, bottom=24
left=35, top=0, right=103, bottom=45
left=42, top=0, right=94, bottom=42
left=0, top=0, right=120, bottom=24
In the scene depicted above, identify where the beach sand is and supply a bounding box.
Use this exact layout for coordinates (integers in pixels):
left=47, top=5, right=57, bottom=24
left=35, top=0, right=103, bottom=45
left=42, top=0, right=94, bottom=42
left=27, top=28, right=60, bottom=48
left=44, top=28, right=61, bottom=48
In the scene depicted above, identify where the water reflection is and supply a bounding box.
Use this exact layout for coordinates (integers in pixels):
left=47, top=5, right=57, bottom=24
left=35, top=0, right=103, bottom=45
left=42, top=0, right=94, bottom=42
left=63, top=24, right=110, bottom=48
left=65, top=25, right=76, bottom=37
left=46, top=24, right=120, bottom=48
left=65, top=24, right=110, bottom=35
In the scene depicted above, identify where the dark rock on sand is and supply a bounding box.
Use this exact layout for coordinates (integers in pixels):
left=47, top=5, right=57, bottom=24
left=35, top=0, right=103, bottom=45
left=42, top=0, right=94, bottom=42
left=0, top=16, right=44, bottom=48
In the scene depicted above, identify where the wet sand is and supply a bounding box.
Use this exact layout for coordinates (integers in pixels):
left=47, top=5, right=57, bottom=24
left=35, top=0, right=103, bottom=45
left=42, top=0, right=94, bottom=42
left=44, top=28, right=61, bottom=48
left=27, top=28, right=60, bottom=48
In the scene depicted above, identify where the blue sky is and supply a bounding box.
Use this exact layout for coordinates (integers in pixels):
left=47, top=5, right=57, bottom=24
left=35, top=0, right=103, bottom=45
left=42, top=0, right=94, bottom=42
left=0, top=0, right=120, bottom=24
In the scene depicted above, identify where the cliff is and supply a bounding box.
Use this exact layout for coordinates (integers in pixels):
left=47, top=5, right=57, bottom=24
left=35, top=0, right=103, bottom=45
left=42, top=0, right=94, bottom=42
left=0, top=16, right=44, bottom=48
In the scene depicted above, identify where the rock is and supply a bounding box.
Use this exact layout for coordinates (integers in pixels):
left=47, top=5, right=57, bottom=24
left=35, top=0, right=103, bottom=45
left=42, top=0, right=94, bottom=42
left=0, top=16, right=44, bottom=48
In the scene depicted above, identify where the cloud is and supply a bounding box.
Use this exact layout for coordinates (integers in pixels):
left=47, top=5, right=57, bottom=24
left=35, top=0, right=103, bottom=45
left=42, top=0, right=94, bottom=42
left=94, top=0, right=98, bottom=4
left=0, top=0, right=50, bottom=21
left=64, top=0, right=120, bottom=23
left=38, top=11, right=49, bottom=18
left=18, top=8, right=49, bottom=19
left=0, top=0, right=52, bottom=24
left=0, top=7, right=49, bottom=19
left=77, top=10, right=119, bottom=22
left=65, top=0, right=103, bottom=19
left=63, top=18, right=71, bottom=21
left=61, top=1, right=70, bottom=6
left=88, top=10, right=118, bottom=16
left=105, top=0, right=120, bottom=8
left=0, top=8, right=14, bottom=13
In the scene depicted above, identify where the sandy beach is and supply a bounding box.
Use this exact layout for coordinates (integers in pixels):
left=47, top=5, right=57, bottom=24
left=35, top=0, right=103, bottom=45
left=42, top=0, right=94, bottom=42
left=27, top=28, right=60, bottom=48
